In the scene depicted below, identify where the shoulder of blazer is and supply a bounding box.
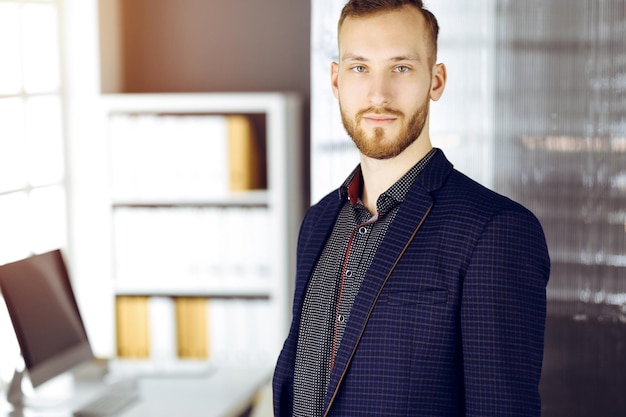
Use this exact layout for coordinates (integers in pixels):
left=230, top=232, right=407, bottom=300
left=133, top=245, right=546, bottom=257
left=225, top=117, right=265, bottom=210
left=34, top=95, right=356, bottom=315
left=295, top=187, right=344, bottom=260
left=414, top=150, right=543, bottom=229
left=426, top=162, right=547, bottom=260
left=300, top=187, right=344, bottom=234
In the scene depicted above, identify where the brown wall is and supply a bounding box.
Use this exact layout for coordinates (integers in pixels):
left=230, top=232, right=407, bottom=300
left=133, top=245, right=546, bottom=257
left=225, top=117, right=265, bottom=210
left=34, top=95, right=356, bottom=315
left=99, top=0, right=311, bottom=198
left=116, top=0, right=310, bottom=96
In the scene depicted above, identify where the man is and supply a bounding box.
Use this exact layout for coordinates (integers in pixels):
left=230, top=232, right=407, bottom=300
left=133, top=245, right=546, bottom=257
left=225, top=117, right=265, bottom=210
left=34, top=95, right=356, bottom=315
left=273, top=0, right=550, bottom=416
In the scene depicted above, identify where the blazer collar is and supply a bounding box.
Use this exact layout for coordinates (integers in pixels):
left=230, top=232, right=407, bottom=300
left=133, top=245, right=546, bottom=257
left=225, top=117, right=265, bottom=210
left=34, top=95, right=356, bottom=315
left=411, top=148, right=454, bottom=194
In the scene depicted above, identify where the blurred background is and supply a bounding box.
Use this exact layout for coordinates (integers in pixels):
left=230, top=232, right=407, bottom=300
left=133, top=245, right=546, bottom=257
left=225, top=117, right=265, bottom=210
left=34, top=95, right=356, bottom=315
left=0, top=0, right=624, bottom=416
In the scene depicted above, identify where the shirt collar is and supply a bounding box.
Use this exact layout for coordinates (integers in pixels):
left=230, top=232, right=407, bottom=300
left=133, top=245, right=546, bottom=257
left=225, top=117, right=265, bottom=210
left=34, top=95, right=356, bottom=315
left=338, top=148, right=438, bottom=214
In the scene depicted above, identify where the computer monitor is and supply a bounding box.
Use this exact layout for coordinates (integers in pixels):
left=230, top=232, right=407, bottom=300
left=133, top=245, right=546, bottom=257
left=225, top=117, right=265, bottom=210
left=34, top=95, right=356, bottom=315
left=0, top=249, right=94, bottom=391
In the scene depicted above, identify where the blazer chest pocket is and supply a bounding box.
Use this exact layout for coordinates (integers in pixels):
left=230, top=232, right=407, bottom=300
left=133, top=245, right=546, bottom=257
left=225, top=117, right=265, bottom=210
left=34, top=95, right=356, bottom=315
left=382, top=288, right=448, bottom=306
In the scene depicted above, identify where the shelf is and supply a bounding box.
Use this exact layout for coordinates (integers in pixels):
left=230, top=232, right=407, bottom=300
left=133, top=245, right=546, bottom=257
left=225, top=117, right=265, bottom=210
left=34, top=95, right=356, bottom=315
left=112, top=190, right=269, bottom=208
left=114, top=278, right=272, bottom=299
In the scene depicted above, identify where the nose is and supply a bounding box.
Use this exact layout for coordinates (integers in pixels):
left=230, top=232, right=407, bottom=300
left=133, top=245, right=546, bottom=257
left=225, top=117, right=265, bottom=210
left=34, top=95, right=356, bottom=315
left=367, top=73, right=391, bottom=107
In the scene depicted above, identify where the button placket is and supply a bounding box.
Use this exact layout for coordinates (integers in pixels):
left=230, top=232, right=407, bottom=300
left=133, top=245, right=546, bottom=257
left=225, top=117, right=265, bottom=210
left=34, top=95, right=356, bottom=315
left=335, top=222, right=369, bottom=330
left=331, top=216, right=378, bottom=369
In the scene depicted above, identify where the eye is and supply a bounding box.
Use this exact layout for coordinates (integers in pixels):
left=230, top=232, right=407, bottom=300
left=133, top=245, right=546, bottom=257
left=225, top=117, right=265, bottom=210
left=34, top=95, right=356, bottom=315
left=394, top=65, right=410, bottom=73
left=351, top=65, right=367, bottom=73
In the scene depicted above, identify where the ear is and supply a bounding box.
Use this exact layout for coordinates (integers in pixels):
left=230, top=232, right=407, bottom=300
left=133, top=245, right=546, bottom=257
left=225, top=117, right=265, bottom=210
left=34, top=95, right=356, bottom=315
left=331, top=62, right=339, bottom=99
left=429, top=63, right=447, bottom=101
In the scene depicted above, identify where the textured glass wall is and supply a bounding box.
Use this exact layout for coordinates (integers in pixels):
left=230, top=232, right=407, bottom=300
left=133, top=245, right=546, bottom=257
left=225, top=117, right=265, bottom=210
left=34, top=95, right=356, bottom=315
left=311, top=1, right=626, bottom=415
left=494, top=1, right=626, bottom=415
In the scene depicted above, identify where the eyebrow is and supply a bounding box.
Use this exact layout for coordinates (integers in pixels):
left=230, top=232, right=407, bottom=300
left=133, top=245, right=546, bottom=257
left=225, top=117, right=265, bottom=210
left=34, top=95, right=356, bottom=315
left=341, top=53, right=421, bottom=63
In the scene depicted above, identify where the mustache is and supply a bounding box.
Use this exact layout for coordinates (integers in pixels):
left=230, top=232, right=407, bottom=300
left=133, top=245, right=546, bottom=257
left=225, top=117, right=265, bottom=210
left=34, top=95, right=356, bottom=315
left=356, top=107, right=404, bottom=119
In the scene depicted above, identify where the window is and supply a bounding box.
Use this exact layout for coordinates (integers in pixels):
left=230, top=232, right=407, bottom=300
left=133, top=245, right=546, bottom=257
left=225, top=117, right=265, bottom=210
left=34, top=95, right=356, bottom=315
left=0, top=0, right=66, bottom=265
left=0, top=0, right=65, bottom=383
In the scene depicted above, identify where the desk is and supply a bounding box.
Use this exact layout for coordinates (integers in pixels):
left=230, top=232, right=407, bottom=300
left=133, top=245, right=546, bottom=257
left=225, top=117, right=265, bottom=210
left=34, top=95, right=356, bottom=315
left=0, top=365, right=272, bottom=417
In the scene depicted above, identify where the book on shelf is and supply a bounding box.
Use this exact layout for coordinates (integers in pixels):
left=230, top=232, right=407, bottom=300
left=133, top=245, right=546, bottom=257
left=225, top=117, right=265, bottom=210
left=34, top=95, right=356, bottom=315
left=174, top=297, right=209, bottom=359
left=113, top=295, right=278, bottom=365
left=115, top=296, right=150, bottom=358
left=109, top=113, right=265, bottom=201
left=227, top=114, right=266, bottom=192
left=206, top=298, right=280, bottom=365
left=112, top=206, right=272, bottom=286
left=148, top=296, right=177, bottom=361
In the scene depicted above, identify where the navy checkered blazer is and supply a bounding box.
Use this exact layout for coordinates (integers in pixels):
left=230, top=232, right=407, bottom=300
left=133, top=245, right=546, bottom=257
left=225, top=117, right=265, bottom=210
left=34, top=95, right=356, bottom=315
left=273, top=149, right=550, bottom=416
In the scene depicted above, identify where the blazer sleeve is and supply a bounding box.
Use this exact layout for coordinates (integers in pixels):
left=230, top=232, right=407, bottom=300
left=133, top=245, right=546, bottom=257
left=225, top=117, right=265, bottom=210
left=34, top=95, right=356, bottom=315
left=460, top=206, right=550, bottom=416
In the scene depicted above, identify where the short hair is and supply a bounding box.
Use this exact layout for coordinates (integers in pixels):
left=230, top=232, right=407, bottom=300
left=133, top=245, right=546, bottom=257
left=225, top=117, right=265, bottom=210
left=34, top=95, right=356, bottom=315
left=338, top=0, right=440, bottom=65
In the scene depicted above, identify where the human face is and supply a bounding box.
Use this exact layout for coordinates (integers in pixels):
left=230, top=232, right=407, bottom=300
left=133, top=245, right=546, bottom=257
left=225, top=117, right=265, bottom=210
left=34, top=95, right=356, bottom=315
left=332, top=6, right=446, bottom=160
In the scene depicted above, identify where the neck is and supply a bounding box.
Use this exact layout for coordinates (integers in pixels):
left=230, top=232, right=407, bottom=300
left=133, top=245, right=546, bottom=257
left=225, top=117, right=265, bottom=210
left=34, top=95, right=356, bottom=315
left=359, top=136, right=432, bottom=215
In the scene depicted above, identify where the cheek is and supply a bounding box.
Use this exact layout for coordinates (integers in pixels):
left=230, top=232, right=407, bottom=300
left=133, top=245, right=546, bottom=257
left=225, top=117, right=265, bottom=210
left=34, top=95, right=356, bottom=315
left=337, top=86, right=361, bottom=113
left=395, top=84, right=429, bottom=112
left=339, top=86, right=370, bottom=116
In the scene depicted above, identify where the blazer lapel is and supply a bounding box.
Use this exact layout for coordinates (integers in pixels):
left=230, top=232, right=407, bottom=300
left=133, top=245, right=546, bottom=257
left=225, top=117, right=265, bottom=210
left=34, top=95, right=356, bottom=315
left=323, top=150, right=453, bottom=415
left=292, top=195, right=344, bottom=323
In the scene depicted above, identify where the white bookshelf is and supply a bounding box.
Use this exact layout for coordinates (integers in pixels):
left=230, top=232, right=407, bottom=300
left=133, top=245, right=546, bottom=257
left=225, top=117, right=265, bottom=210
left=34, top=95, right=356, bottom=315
left=100, top=92, right=303, bottom=364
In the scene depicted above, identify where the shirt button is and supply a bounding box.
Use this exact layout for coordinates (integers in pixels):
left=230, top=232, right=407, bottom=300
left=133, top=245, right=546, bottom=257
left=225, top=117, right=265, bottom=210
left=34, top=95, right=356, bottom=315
left=337, top=314, right=346, bottom=323
left=358, top=226, right=368, bottom=235
left=345, top=270, right=353, bottom=278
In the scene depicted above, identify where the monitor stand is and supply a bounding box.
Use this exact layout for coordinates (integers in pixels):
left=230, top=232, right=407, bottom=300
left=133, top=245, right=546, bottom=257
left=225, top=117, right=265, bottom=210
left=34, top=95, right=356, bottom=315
left=6, top=364, right=27, bottom=408
left=4, top=362, right=75, bottom=412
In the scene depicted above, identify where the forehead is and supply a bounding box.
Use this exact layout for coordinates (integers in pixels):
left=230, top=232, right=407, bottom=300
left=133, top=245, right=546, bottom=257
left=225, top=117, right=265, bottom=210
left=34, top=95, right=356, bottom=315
left=338, top=6, right=429, bottom=59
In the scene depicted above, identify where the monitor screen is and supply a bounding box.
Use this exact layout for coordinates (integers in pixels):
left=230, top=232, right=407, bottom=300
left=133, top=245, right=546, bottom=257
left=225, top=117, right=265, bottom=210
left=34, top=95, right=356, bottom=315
left=0, top=249, right=94, bottom=388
